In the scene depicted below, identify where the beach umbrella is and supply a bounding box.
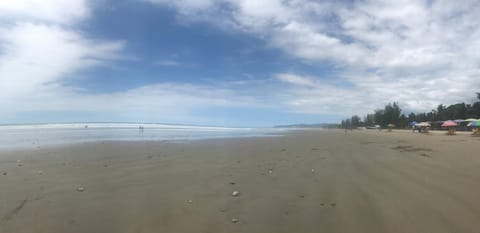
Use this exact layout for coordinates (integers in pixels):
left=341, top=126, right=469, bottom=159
left=387, top=124, right=395, bottom=127
left=416, top=122, right=431, bottom=127
left=468, top=121, right=480, bottom=127
left=441, top=121, right=457, bottom=127
left=465, top=118, right=478, bottom=122
left=453, top=119, right=465, bottom=123
left=409, top=121, right=418, bottom=126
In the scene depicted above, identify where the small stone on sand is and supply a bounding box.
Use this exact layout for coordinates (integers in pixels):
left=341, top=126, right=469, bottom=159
left=17, top=163, right=23, bottom=167
left=188, top=199, right=193, bottom=204
left=311, top=169, right=315, bottom=172
left=232, top=191, right=240, bottom=197
left=268, top=169, right=273, bottom=174
left=76, top=187, right=85, bottom=192
left=231, top=218, right=239, bottom=223
left=3, top=172, right=6, bottom=175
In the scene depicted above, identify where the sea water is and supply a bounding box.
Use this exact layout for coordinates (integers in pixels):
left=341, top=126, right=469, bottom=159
left=0, top=123, right=285, bottom=149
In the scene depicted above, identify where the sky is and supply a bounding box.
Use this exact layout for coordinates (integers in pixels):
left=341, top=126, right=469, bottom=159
left=1, top=0, right=479, bottom=127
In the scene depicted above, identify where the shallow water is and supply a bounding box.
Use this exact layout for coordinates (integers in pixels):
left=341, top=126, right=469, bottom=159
left=0, top=123, right=285, bottom=149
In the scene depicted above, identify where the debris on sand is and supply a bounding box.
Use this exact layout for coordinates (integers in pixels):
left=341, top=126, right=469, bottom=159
left=76, top=187, right=85, bottom=192
left=268, top=169, right=273, bottom=174
left=229, top=182, right=236, bottom=185
left=2, top=172, right=6, bottom=176
left=232, top=191, right=240, bottom=197
left=187, top=200, right=193, bottom=204
left=392, top=145, right=432, bottom=152
left=231, top=218, right=239, bottom=223
left=311, top=169, right=315, bottom=172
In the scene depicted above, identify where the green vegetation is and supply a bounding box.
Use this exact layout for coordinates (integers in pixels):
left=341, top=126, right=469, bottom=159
left=342, top=93, right=480, bottom=128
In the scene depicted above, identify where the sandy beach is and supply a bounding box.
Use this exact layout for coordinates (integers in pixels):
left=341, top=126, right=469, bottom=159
left=1, top=130, right=480, bottom=233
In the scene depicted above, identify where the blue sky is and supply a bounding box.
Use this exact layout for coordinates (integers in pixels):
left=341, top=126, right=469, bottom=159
left=1, top=0, right=480, bottom=127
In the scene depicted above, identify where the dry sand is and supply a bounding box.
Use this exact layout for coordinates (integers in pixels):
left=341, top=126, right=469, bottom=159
left=1, top=130, right=480, bottom=233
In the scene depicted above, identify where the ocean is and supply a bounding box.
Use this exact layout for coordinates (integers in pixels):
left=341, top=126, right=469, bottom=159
left=0, top=123, right=285, bottom=149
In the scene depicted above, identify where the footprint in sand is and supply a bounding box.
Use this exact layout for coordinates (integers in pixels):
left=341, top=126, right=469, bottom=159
left=319, top=203, right=336, bottom=208
left=2, top=199, right=28, bottom=222
left=420, top=153, right=431, bottom=158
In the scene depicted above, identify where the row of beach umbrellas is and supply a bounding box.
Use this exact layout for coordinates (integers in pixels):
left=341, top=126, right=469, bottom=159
left=410, top=119, right=480, bottom=127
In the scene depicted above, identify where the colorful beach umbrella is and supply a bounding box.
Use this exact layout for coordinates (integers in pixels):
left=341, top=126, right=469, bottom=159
left=441, top=121, right=457, bottom=127
left=465, top=118, right=478, bottom=122
left=453, top=119, right=465, bottom=123
left=416, top=122, right=431, bottom=127
left=468, top=121, right=480, bottom=127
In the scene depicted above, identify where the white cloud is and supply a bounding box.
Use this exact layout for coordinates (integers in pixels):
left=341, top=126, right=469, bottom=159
left=276, top=73, right=315, bottom=87
left=0, top=23, right=124, bottom=96
left=0, top=0, right=89, bottom=24
left=0, top=0, right=127, bottom=120
left=148, top=0, right=480, bottom=117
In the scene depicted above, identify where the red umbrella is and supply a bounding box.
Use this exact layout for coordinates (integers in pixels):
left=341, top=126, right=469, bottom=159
left=441, top=121, right=457, bottom=127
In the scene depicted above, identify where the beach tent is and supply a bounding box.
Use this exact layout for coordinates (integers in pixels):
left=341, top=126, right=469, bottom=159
left=416, top=122, right=431, bottom=127
left=414, top=122, right=431, bottom=133
left=454, top=119, right=465, bottom=123
left=465, top=118, right=478, bottom=122
left=442, top=121, right=457, bottom=135
left=387, top=124, right=395, bottom=132
left=409, top=121, right=418, bottom=126
left=441, top=121, right=457, bottom=127
left=467, top=121, right=480, bottom=135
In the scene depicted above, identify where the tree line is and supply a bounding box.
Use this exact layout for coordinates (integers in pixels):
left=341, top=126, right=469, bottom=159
left=341, top=93, right=480, bottom=128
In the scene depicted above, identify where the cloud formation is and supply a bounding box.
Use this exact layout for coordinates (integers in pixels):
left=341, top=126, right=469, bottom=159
left=0, top=0, right=268, bottom=125
left=2, top=0, right=480, bottom=125
left=149, top=0, right=480, bottom=115
left=0, top=1, right=128, bottom=118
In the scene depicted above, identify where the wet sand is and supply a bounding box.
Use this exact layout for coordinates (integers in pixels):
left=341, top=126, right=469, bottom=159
left=1, top=130, right=480, bottom=233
